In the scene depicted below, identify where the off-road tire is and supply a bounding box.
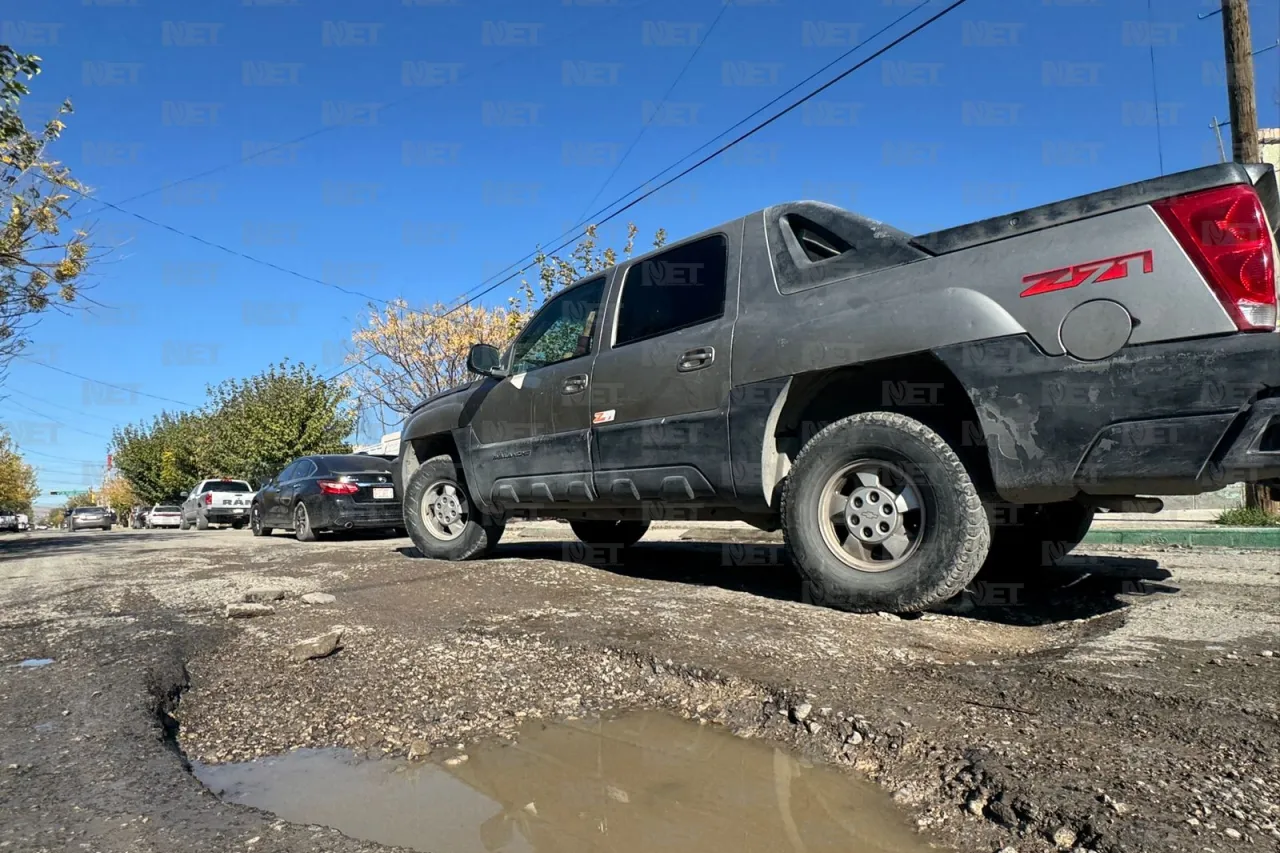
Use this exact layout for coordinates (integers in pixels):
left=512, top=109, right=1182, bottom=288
left=404, top=455, right=505, bottom=560
left=981, top=500, right=1095, bottom=578
left=250, top=504, right=272, bottom=537
left=195, top=510, right=209, bottom=531
left=179, top=513, right=190, bottom=530
left=782, top=411, right=990, bottom=614
left=569, top=519, right=650, bottom=548
left=293, top=502, right=318, bottom=542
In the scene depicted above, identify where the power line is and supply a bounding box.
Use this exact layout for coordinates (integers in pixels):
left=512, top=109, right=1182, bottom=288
left=3, top=400, right=115, bottom=440
left=1, top=388, right=123, bottom=424
left=12, top=358, right=200, bottom=407
left=335, top=0, right=958, bottom=395
left=431, top=0, right=936, bottom=319
left=33, top=0, right=662, bottom=310
left=573, top=1, right=733, bottom=226
left=105, top=0, right=656, bottom=211
left=1147, top=0, right=1166, bottom=176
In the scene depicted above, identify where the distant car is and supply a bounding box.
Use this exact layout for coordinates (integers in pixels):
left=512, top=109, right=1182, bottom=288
left=0, top=513, right=17, bottom=533
left=250, top=454, right=402, bottom=542
left=181, top=478, right=256, bottom=530
left=146, top=505, right=182, bottom=528
left=68, top=506, right=112, bottom=532
left=130, top=506, right=150, bottom=529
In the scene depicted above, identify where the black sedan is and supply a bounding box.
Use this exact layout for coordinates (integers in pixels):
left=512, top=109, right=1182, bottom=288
left=250, top=454, right=403, bottom=541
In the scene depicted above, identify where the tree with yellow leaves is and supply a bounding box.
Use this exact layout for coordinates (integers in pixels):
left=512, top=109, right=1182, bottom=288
left=0, top=425, right=38, bottom=513
left=346, top=222, right=666, bottom=423
left=99, top=474, right=138, bottom=522
left=1, top=48, right=94, bottom=375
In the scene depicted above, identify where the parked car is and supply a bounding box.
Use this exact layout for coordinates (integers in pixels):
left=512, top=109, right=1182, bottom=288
left=0, top=512, right=17, bottom=532
left=130, top=506, right=149, bottom=529
left=392, top=161, right=1280, bottom=615
left=15, top=513, right=28, bottom=532
left=146, top=504, right=182, bottom=528
left=68, top=506, right=112, bottom=532
left=250, top=454, right=402, bottom=541
left=181, top=478, right=255, bottom=530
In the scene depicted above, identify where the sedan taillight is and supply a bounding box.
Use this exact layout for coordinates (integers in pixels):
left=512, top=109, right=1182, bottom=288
left=318, top=480, right=359, bottom=495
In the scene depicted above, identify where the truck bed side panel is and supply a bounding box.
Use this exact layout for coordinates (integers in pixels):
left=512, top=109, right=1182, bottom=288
left=731, top=206, right=1235, bottom=390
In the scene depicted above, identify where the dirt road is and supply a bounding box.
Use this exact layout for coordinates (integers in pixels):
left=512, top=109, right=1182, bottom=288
left=2, top=524, right=1278, bottom=853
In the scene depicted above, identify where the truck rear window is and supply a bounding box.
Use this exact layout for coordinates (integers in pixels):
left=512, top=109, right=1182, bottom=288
left=205, top=481, right=251, bottom=492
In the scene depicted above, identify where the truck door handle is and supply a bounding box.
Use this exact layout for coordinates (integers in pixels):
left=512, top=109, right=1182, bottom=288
left=677, top=346, right=715, bottom=372
left=562, top=374, right=589, bottom=394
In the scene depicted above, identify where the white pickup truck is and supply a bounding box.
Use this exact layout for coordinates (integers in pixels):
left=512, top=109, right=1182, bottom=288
left=181, top=478, right=256, bottom=530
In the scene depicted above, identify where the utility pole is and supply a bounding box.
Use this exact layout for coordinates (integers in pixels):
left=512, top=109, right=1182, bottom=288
left=1222, top=0, right=1260, bottom=162
left=1221, top=0, right=1278, bottom=514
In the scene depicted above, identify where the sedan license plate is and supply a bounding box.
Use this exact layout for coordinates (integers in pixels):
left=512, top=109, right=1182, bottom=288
left=373, top=487, right=394, bottom=500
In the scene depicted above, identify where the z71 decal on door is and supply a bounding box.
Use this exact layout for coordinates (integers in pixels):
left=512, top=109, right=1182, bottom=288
left=593, top=410, right=616, bottom=424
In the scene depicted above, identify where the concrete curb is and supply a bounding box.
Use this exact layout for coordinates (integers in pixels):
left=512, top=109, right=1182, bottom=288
left=1083, top=527, right=1280, bottom=548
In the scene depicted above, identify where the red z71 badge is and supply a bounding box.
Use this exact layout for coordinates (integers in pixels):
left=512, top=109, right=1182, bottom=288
left=1020, top=250, right=1153, bottom=298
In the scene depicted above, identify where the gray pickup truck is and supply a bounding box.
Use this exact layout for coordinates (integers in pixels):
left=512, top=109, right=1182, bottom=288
left=393, top=162, right=1280, bottom=614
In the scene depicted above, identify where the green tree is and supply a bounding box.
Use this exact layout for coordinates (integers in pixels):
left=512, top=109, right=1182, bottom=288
left=1, top=48, right=94, bottom=375
left=203, top=360, right=355, bottom=485
left=112, top=411, right=211, bottom=504
left=0, top=425, right=38, bottom=512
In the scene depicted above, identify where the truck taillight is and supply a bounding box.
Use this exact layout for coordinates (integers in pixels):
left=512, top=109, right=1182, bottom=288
left=204, top=493, right=212, bottom=505
left=1153, top=184, right=1277, bottom=331
left=318, top=480, right=359, bottom=495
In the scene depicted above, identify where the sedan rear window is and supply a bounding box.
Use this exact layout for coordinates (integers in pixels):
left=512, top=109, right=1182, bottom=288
left=154, top=506, right=181, bottom=513
left=320, top=455, right=393, bottom=474
left=72, top=507, right=103, bottom=515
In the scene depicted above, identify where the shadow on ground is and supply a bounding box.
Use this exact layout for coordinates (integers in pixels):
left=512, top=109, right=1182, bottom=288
left=491, top=540, right=1177, bottom=628
left=0, top=531, right=186, bottom=563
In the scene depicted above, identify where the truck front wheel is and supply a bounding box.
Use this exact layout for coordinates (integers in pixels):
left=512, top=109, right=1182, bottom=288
left=782, top=411, right=990, bottom=614
left=404, top=455, right=505, bottom=560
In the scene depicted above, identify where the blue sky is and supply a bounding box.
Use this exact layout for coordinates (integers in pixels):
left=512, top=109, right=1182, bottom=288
left=3, top=0, right=1279, bottom=505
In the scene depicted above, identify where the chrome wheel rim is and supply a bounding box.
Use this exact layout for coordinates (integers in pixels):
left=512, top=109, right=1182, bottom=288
left=294, top=504, right=307, bottom=532
left=421, top=480, right=467, bottom=541
left=251, top=506, right=261, bottom=533
left=818, top=459, right=925, bottom=573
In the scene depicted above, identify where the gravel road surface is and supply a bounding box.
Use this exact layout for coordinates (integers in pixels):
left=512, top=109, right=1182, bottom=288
left=1, top=524, right=1277, bottom=853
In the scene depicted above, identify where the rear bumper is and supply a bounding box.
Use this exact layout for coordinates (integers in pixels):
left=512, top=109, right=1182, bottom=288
left=936, top=333, right=1280, bottom=503
left=204, top=508, right=250, bottom=522
left=306, top=496, right=403, bottom=530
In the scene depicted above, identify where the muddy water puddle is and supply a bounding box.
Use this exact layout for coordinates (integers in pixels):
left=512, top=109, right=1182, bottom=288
left=193, top=710, right=945, bottom=853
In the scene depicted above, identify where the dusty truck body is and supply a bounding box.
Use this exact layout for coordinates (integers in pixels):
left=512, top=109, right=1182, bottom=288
left=394, top=162, right=1280, bottom=614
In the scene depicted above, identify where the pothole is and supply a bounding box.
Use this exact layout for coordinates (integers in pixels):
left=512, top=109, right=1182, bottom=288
left=192, top=709, right=946, bottom=853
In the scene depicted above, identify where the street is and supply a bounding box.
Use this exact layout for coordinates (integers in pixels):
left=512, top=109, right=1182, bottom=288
left=1, top=525, right=1278, bottom=853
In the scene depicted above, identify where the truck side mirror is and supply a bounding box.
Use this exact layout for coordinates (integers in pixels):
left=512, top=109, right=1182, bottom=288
left=467, top=343, right=507, bottom=378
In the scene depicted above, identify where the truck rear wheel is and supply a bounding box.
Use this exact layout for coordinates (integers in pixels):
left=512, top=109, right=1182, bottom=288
left=195, top=510, right=209, bottom=531
left=782, top=412, right=990, bottom=614
left=569, top=519, right=650, bottom=548
left=404, top=455, right=505, bottom=560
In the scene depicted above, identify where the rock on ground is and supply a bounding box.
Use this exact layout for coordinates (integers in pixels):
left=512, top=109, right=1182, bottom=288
left=300, top=593, right=336, bottom=606
left=243, top=588, right=286, bottom=603
left=288, top=628, right=344, bottom=662
left=225, top=603, right=274, bottom=618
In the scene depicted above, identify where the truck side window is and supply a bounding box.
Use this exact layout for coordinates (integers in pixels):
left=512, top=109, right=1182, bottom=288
left=509, top=277, right=606, bottom=374
left=614, top=234, right=727, bottom=347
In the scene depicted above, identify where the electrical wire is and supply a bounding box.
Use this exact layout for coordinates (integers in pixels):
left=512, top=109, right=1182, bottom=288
left=573, top=1, right=733, bottom=226
left=11, top=358, right=199, bottom=407
left=331, top=0, right=948, bottom=388
left=433, top=0, right=937, bottom=316
left=1147, top=0, right=1166, bottom=175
